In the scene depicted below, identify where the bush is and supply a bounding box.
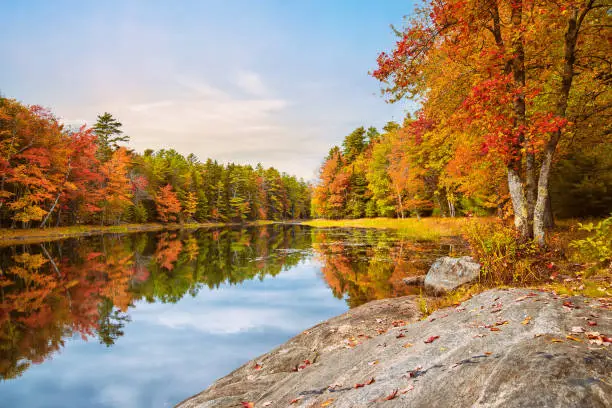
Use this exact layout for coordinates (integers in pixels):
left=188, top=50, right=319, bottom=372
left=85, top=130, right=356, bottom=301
left=570, top=216, right=612, bottom=273
left=463, top=219, right=539, bottom=284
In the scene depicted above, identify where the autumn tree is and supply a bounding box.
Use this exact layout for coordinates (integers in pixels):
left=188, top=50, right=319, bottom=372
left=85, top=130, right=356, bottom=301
left=372, top=0, right=610, bottom=244
left=155, top=184, right=182, bottom=223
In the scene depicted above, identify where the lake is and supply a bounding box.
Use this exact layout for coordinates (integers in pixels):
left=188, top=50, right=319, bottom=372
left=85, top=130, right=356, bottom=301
left=0, top=225, right=459, bottom=407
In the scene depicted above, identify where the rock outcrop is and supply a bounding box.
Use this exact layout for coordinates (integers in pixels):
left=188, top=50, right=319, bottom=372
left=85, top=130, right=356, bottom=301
left=423, top=256, right=481, bottom=294
left=177, top=289, right=611, bottom=408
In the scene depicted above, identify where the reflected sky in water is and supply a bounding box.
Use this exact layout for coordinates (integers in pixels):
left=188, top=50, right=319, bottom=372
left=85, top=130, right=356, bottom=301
left=0, top=225, right=458, bottom=407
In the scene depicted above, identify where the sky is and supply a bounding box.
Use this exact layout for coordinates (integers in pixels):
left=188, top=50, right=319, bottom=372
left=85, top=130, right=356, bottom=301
left=0, top=0, right=417, bottom=180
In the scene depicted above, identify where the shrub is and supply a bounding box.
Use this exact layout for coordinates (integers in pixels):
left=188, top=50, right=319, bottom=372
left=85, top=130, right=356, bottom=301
left=570, top=216, right=612, bottom=274
left=463, top=219, right=539, bottom=284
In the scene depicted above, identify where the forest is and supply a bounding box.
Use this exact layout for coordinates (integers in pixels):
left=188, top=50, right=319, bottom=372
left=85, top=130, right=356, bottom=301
left=313, top=0, right=610, bottom=245
left=0, top=98, right=311, bottom=229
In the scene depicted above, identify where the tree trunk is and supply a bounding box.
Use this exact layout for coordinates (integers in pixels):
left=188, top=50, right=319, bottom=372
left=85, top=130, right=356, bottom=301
left=544, top=192, right=554, bottom=229
left=509, top=0, right=531, bottom=240
left=534, top=5, right=586, bottom=246
left=508, top=167, right=529, bottom=239
left=40, top=192, right=61, bottom=228
left=526, top=153, right=536, bottom=224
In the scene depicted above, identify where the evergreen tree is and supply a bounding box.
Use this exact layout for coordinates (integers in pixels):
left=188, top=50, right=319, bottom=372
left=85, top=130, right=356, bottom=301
left=93, top=112, right=130, bottom=162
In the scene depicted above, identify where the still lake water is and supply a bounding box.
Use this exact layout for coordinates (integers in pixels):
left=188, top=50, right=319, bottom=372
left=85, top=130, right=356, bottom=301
left=0, top=225, right=458, bottom=407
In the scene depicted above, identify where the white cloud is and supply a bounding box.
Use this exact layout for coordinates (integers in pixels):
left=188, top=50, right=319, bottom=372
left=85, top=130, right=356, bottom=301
left=235, top=70, right=268, bottom=96
left=151, top=307, right=297, bottom=334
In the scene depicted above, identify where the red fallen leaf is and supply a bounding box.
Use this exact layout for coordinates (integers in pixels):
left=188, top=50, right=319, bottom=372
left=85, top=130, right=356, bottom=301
left=297, top=360, right=311, bottom=370
left=290, top=396, right=303, bottom=404
left=588, top=321, right=597, bottom=326
left=253, top=363, right=262, bottom=370
left=547, top=262, right=555, bottom=269
left=550, top=271, right=559, bottom=280
left=241, top=403, right=254, bottom=408
left=563, top=301, right=577, bottom=309
left=396, top=333, right=406, bottom=338
left=355, top=377, right=375, bottom=388
left=384, top=389, right=399, bottom=400
left=490, top=327, right=501, bottom=332
left=424, top=335, right=440, bottom=344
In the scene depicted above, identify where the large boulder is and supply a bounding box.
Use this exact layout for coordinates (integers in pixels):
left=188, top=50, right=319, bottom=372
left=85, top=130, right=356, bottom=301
left=424, top=256, right=481, bottom=294
left=177, top=289, right=611, bottom=408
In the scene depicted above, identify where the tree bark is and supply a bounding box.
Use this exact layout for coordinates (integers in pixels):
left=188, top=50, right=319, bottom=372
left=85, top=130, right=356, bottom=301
left=534, top=5, right=588, bottom=245
left=544, top=192, right=554, bottom=229
left=508, top=167, right=529, bottom=238
left=508, top=0, right=531, bottom=240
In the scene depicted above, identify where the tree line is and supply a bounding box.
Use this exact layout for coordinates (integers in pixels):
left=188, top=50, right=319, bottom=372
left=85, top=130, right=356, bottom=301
left=313, top=0, right=610, bottom=245
left=0, top=98, right=311, bottom=228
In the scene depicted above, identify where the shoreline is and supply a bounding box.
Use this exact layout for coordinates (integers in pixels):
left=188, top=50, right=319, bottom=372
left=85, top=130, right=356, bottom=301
left=0, top=221, right=276, bottom=247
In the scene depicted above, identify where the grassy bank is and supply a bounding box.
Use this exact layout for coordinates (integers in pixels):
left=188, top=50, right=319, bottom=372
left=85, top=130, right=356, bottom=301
left=302, top=217, right=472, bottom=240
left=0, top=220, right=275, bottom=246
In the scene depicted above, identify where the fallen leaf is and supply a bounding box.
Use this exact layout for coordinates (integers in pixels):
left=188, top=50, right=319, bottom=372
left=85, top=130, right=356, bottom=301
left=321, top=398, right=334, bottom=407
left=403, top=343, right=414, bottom=348
left=253, top=363, right=262, bottom=370
left=514, top=295, right=528, bottom=302
left=551, top=338, right=564, bottom=343
left=490, top=327, right=501, bottom=332
left=484, top=351, right=492, bottom=355
left=290, top=396, right=303, bottom=404
left=399, top=385, right=414, bottom=394
left=563, top=301, right=577, bottom=309
left=566, top=335, right=582, bottom=342
left=384, top=389, right=399, bottom=401
left=368, top=360, right=379, bottom=366
left=424, top=336, right=440, bottom=344
left=521, top=316, right=531, bottom=325
left=366, top=377, right=375, bottom=385
left=571, top=326, right=585, bottom=333
left=297, top=360, right=311, bottom=371
left=241, top=403, right=254, bottom=408
left=588, top=321, right=597, bottom=326
left=396, top=333, right=406, bottom=338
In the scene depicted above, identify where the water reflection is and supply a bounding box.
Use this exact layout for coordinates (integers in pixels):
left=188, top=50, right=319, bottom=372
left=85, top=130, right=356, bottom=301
left=0, top=225, right=312, bottom=381
left=0, top=225, right=460, bottom=407
left=312, top=229, right=460, bottom=307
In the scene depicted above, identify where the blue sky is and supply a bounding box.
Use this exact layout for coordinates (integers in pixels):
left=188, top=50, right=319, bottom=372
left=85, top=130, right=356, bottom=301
left=0, top=0, right=417, bottom=179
